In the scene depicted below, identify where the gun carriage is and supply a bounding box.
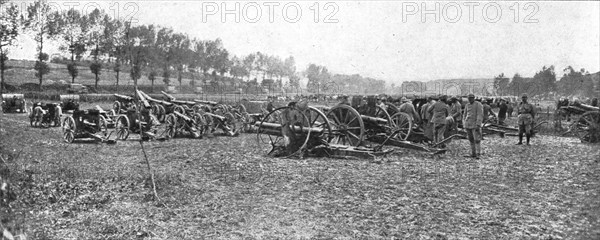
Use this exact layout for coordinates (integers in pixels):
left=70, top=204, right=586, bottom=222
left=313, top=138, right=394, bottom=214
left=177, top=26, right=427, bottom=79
left=557, top=102, right=600, bottom=143
left=113, top=94, right=136, bottom=114
left=113, top=91, right=161, bottom=141
left=1, top=94, right=26, bottom=113
left=322, top=96, right=413, bottom=146
left=29, top=102, right=62, bottom=127
left=59, top=95, right=80, bottom=112
left=62, top=109, right=114, bottom=144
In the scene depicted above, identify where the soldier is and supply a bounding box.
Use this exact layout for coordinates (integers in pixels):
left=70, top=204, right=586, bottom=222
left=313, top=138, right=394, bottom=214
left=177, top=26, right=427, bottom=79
left=498, top=99, right=508, bottom=125
left=463, top=93, right=483, bottom=158
left=427, top=95, right=450, bottom=146
left=338, top=95, right=350, bottom=105
left=420, top=97, right=434, bottom=124
left=449, top=97, right=462, bottom=129
left=516, top=94, right=535, bottom=145
left=266, top=97, right=274, bottom=112
left=481, top=99, right=496, bottom=123
left=399, top=97, right=420, bottom=122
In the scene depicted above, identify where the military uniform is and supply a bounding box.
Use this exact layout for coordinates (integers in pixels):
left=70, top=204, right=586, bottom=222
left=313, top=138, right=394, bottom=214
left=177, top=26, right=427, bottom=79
left=427, top=98, right=449, bottom=145
left=463, top=94, right=483, bottom=158
left=517, top=95, right=535, bottom=145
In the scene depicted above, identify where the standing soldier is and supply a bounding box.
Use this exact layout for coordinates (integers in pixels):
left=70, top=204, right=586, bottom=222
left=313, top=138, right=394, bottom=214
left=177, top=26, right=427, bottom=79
left=427, top=95, right=450, bottom=147
left=516, top=94, right=536, bottom=145
left=449, top=97, right=462, bottom=131
left=266, top=97, right=275, bottom=112
left=482, top=99, right=496, bottom=123
left=463, top=93, right=483, bottom=158
left=420, top=97, right=433, bottom=124
left=498, top=99, right=508, bottom=125
left=399, top=97, right=421, bottom=123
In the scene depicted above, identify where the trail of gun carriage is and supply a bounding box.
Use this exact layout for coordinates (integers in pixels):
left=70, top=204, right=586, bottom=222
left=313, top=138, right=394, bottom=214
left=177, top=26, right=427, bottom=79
left=1, top=1, right=600, bottom=239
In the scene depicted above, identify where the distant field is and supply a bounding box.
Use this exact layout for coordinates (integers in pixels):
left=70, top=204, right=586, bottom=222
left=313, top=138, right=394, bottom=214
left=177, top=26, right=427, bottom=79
left=4, top=59, right=196, bottom=87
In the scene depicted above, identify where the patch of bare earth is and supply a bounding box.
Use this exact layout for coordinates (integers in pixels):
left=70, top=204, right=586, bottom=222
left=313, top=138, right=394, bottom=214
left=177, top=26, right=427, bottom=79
left=1, top=112, right=598, bottom=239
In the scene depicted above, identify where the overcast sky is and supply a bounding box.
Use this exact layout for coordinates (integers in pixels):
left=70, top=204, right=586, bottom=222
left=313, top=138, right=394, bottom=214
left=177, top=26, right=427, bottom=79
left=8, top=1, right=600, bottom=83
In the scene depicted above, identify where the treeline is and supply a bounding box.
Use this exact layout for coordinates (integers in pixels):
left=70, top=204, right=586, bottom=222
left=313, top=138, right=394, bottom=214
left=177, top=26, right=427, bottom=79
left=494, top=65, right=599, bottom=98
left=1, top=0, right=390, bottom=95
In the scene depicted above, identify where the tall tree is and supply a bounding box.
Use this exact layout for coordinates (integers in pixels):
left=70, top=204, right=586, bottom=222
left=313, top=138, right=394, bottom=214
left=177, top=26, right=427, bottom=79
left=25, top=0, right=61, bottom=89
left=0, top=0, right=19, bottom=94
left=283, top=56, right=296, bottom=78
left=56, top=8, right=90, bottom=83
left=102, top=16, right=127, bottom=87
left=493, top=73, right=509, bottom=95
left=156, top=27, right=174, bottom=85
left=533, top=65, right=556, bottom=94
left=242, top=54, right=256, bottom=80
left=171, top=33, right=191, bottom=86
left=87, top=10, right=104, bottom=88
left=305, top=63, right=330, bottom=93
left=126, top=24, right=155, bottom=86
left=229, top=56, right=248, bottom=80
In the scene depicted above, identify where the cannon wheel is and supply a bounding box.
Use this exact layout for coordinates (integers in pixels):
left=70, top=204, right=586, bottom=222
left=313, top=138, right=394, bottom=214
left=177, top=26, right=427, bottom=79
left=192, top=104, right=204, bottom=114
left=385, top=103, right=399, bottom=116
left=256, top=106, right=311, bottom=157
left=326, top=104, right=365, bottom=146
left=99, top=115, right=108, bottom=137
left=305, top=106, right=334, bottom=144
left=192, top=113, right=207, bottom=136
left=113, top=101, right=121, bottom=114
left=62, top=116, right=76, bottom=143
left=224, top=112, right=240, bottom=135
left=391, top=112, right=413, bottom=140
left=115, top=115, right=130, bottom=140
left=164, top=114, right=177, bottom=139
left=574, top=111, right=600, bottom=143
left=374, top=105, right=394, bottom=129
left=173, top=105, right=186, bottom=115
left=152, top=104, right=166, bottom=122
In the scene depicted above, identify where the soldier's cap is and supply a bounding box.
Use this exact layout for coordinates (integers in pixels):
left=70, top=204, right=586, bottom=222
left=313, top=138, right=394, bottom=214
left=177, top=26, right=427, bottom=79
left=522, top=94, right=528, bottom=98
left=468, top=93, right=475, bottom=98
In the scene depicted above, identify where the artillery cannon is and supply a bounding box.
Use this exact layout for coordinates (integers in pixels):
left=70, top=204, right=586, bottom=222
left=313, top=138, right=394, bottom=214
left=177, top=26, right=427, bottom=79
left=29, top=102, right=62, bottom=128
left=162, top=111, right=206, bottom=139
left=62, top=109, right=115, bottom=144
left=558, top=102, right=600, bottom=143
left=1, top=94, right=26, bottom=113
left=113, top=91, right=162, bottom=141
left=255, top=105, right=406, bottom=159
left=113, top=94, right=136, bottom=114
left=323, top=96, right=413, bottom=146
left=59, top=95, right=80, bottom=112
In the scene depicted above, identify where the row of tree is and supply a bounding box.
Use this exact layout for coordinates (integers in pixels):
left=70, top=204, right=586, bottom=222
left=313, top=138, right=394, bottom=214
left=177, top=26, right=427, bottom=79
left=1, top=0, right=394, bottom=95
left=494, top=65, right=598, bottom=98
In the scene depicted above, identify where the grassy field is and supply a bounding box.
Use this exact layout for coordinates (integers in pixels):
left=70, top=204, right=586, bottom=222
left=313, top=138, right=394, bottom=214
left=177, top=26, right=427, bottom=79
left=1, top=109, right=599, bottom=239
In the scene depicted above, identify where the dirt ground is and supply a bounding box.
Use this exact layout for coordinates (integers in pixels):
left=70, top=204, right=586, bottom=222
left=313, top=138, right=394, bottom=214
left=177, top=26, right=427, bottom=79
left=1, top=111, right=599, bottom=239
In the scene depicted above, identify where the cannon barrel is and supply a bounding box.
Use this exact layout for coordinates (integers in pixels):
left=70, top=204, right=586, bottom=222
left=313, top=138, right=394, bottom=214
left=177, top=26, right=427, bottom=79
left=204, top=112, right=227, bottom=122
left=361, top=115, right=388, bottom=124
left=143, top=95, right=173, bottom=106
left=114, top=94, right=134, bottom=101
left=161, top=91, right=176, bottom=101
left=172, top=99, right=197, bottom=106
left=255, top=122, right=325, bottom=134
left=194, top=99, right=218, bottom=106
left=136, top=90, right=151, bottom=108
left=173, top=111, right=193, bottom=121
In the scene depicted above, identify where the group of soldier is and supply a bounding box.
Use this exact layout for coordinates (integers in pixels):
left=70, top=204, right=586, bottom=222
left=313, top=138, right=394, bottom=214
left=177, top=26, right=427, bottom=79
left=392, top=94, right=536, bottom=159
